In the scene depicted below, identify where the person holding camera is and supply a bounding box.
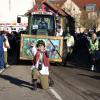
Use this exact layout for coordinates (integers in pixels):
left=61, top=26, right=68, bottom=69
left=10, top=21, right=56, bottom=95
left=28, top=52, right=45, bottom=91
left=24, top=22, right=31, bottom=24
left=0, top=30, right=10, bottom=73
left=31, top=40, right=50, bottom=90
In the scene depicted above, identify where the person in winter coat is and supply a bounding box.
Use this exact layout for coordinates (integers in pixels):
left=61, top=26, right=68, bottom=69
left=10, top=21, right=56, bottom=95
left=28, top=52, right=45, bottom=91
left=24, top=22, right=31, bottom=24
left=63, top=33, right=75, bottom=65
left=88, top=32, right=100, bottom=71
left=3, top=32, right=10, bottom=68
left=0, top=31, right=10, bottom=73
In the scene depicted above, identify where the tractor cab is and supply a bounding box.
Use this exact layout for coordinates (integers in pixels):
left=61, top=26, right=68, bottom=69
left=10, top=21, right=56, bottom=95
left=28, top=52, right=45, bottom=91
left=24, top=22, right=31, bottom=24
left=31, top=12, right=55, bottom=36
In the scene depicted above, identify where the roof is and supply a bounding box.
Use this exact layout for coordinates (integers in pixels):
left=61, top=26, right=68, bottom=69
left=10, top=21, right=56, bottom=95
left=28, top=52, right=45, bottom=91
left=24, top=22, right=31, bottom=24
left=73, top=0, right=100, bottom=9
left=25, top=0, right=68, bottom=16
left=43, top=1, right=67, bottom=16
left=47, top=0, right=66, bottom=7
left=35, top=0, right=66, bottom=7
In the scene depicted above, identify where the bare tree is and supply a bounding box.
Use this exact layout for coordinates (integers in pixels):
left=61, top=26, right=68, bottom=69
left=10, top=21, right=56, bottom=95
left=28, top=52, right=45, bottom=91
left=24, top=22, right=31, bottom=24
left=80, top=9, right=97, bottom=31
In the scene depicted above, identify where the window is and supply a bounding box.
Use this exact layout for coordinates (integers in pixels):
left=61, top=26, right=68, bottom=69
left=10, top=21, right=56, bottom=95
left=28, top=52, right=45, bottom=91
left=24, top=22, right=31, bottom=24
left=32, top=15, right=55, bottom=36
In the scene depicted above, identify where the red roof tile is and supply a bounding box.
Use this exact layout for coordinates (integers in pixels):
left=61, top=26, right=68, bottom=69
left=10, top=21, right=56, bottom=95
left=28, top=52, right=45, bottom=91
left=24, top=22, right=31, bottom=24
left=73, top=0, right=100, bottom=9
left=25, top=1, right=67, bottom=16
left=35, top=0, right=66, bottom=7
left=48, top=0, right=66, bottom=7
left=42, top=1, right=67, bottom=16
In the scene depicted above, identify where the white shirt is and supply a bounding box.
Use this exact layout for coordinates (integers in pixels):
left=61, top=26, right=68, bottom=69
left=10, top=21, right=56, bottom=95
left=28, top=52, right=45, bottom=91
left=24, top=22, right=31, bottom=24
left=31, top=50, right=49, bottom=75
left=3, top=35, right=10, bottom=51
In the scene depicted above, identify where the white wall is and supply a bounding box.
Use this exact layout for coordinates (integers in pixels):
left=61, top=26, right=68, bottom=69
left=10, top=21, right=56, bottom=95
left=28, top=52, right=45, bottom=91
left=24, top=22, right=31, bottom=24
left=62, top=0, right=82, bottom=33
left=0, top=0, right=34, bottom=23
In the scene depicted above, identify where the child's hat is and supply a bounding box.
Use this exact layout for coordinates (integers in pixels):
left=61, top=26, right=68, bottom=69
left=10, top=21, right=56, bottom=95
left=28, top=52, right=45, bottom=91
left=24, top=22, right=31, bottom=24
left=36, top=40, right=45, bottom=47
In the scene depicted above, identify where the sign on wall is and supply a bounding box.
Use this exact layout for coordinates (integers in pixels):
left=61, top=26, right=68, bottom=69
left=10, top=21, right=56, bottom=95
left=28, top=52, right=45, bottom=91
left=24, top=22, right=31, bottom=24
left=86, top=4, right=96, bottom=12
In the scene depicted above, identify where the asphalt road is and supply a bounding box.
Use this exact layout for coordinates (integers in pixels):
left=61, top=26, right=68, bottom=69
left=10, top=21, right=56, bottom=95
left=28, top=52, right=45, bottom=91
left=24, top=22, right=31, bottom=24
left=50, top=65, right=100, bottom=100
left=0, top=65, right=100, bottom=100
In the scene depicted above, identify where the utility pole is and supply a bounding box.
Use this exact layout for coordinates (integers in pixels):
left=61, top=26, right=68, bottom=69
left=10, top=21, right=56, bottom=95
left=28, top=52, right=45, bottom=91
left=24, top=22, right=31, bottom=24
left=9, top=0, right=11, bottom=13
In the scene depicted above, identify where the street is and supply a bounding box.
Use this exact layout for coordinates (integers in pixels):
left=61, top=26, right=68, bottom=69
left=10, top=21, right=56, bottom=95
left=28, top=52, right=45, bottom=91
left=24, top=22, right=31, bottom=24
left=0, top=64, right=100, bottom=100
left=0, top=0, right=100, bottom=100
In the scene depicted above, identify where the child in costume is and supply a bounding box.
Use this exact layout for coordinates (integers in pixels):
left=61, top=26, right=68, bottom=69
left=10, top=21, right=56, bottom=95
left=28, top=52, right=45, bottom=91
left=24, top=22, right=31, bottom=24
left=31, top=40, right=50, bottom=90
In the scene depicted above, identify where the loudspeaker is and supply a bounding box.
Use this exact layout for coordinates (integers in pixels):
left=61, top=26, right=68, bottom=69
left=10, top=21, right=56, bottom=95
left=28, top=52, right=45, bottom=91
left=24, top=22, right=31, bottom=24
left=17, top=17, right=21, bottom=23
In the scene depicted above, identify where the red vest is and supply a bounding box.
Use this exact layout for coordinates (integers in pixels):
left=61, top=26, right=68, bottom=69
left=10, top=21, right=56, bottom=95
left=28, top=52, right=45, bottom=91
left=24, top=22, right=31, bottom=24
left=32, top=51, right=49, bottom=67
